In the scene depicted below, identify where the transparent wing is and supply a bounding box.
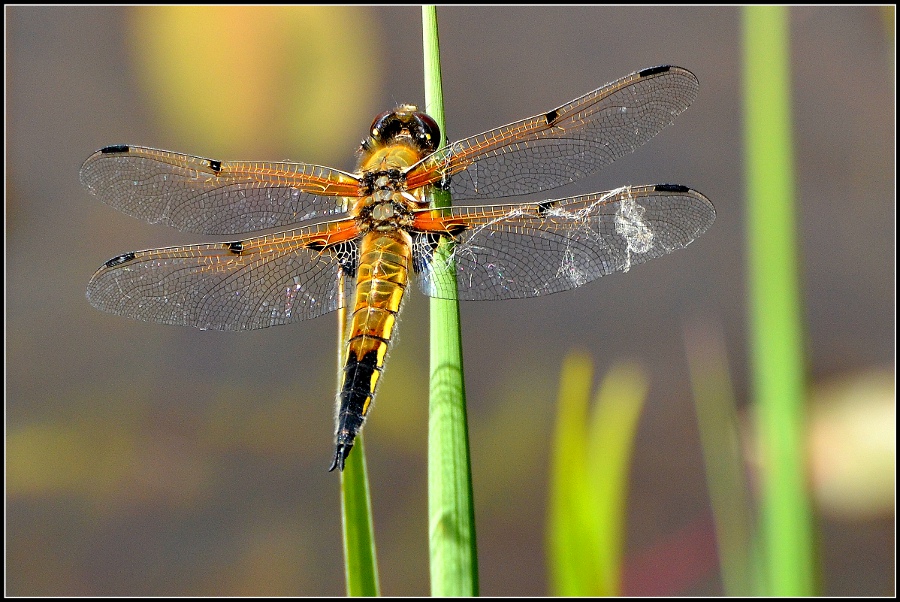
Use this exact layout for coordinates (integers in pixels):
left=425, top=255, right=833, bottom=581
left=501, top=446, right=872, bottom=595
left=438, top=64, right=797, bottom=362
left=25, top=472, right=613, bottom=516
left=86, top=219, right=360, bottom=330
left=406, top=66, right=699, bottom=201
left=412, top=184, right=714, bottom=300
left=80, top=145, right=362, bottom=235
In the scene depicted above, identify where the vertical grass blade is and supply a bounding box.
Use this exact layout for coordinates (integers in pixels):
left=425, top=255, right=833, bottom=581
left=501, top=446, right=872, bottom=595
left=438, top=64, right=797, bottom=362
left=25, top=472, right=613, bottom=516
left=422, top=5, right=479, bottom=597
left=547, top=354, right=648, bottom=596
left=337, top=272, right=381, bottom=596
left=340, top=436, right=380, bottom=596
left=584, top=362, right=648, bottom=596
left=684, top=321, right=756, bottom=596
left=547, top=352, right=594, bottom=596
left=742, top=6, right=816, bottom=596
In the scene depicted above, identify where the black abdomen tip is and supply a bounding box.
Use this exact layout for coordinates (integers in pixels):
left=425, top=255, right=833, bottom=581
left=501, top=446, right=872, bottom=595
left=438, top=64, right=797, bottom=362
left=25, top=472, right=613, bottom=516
left=328, top=443, right=353, bottom=472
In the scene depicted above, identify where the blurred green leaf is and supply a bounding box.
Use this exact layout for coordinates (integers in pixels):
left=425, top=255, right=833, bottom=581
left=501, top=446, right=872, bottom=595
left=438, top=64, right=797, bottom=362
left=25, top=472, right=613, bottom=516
left=547, top=352, right=648, bottom=596
left=547, top=351, right=593, bottom=596
left=684, top=321, right=756, bottom=595
left=742, top=5, right=816, bottom=595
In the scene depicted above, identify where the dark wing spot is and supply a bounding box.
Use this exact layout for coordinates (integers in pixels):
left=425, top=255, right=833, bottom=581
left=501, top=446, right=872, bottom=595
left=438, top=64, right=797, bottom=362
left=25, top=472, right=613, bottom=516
left=434, top=174, right=452, bottom=190
left=100, top=144, right=129, bottom=154
left=639, top=65, right=671, bottom=78
left=336, top=241, right=358, bottom=278
left=208, top=159, right=222, bottom=173
left=226, top=241, right=243, bottom=255
left=304, top=240, right=356, bottom=278
left=103, top=252, right=136, bottom=268
left=304, top=239, right=358, bottom=274
left=545, top=109, right=560, bottom=125
left=412, top=232, right=440, bottom=274
left=538, top=200, right=558, bottom=216
left=446, top=223, right=467, bottom=237
left=654, top=184, right=690, bottom=193
left=340, top=260, right=357, bottom=278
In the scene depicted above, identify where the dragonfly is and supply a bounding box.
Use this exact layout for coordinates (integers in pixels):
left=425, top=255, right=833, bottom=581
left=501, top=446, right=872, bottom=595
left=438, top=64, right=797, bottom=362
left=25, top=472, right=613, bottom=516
left=82, top=65, right=715, bottom=472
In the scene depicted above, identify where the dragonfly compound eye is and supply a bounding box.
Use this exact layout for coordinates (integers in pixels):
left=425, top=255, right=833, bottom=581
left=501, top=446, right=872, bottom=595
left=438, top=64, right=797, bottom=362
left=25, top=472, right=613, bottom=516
left=369, top=110, right=394, bottom=140
left=411, top=112, right=441, bottom=152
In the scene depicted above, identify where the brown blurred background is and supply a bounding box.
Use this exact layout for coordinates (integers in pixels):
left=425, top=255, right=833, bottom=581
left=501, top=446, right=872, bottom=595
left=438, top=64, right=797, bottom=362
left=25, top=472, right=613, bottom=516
left=6, top=6, right=894, bottom=596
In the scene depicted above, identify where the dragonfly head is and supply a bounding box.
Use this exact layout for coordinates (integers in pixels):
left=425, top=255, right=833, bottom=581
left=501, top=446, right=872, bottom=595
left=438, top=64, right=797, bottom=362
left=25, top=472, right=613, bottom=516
left=361, top=105, right=441, bottom=154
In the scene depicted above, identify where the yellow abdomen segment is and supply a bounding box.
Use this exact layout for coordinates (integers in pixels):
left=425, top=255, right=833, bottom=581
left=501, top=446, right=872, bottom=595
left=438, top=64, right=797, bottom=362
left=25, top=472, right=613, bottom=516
left=330, top=230, right=412, bottom=471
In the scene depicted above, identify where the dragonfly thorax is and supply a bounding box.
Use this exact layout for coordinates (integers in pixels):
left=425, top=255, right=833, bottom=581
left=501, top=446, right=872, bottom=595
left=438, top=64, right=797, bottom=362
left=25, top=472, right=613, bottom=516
left=371, top=201, right=396, bottom=221
left=355, top=168, right=427, bottom=231
left=358, top=194, right=414, bottom=232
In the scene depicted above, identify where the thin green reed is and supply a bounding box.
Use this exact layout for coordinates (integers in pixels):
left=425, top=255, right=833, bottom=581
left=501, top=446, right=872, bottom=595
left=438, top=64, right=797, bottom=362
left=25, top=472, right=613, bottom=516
left=422, top=6, right=479, bottom=597
left=743, top=5, right=816, bottom=595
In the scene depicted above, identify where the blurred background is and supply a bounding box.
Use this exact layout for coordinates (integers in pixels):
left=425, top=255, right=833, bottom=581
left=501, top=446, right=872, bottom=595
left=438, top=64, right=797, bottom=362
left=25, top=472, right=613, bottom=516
left=6, top=6, right=894, bottom=596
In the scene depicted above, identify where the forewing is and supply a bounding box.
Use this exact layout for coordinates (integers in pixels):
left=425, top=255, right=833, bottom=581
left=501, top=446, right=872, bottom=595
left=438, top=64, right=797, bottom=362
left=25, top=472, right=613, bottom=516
left=406, top=66, right=699, bottom=201
left=80, top=145, right=361, bottom=235
left=413, top=184, right=714, bottom=300
left=87, top=219, right=360, bottom=330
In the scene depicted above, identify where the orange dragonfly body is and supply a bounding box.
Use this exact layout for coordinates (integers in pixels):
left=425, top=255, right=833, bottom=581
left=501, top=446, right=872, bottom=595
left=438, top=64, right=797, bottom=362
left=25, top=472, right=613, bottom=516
left=82, top=65, right=715, bottom=471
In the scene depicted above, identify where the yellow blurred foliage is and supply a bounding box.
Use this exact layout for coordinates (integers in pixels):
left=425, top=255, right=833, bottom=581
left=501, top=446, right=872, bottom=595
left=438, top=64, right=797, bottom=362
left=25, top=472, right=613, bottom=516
left=128, top=6, right=380, bottom=161
left=8, top=421, right=134, bottom=496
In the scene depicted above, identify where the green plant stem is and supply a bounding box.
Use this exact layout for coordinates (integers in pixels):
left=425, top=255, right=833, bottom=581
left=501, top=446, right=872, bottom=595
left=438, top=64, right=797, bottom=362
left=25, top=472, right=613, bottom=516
left=423, top=5, right=478, bottom=597
left=742, top=5, right=816, bottom=595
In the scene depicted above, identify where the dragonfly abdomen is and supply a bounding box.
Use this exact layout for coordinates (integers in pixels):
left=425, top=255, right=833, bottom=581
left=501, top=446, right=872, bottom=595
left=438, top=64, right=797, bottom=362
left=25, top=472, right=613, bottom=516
left=330, top=231, right=412, bottom=471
